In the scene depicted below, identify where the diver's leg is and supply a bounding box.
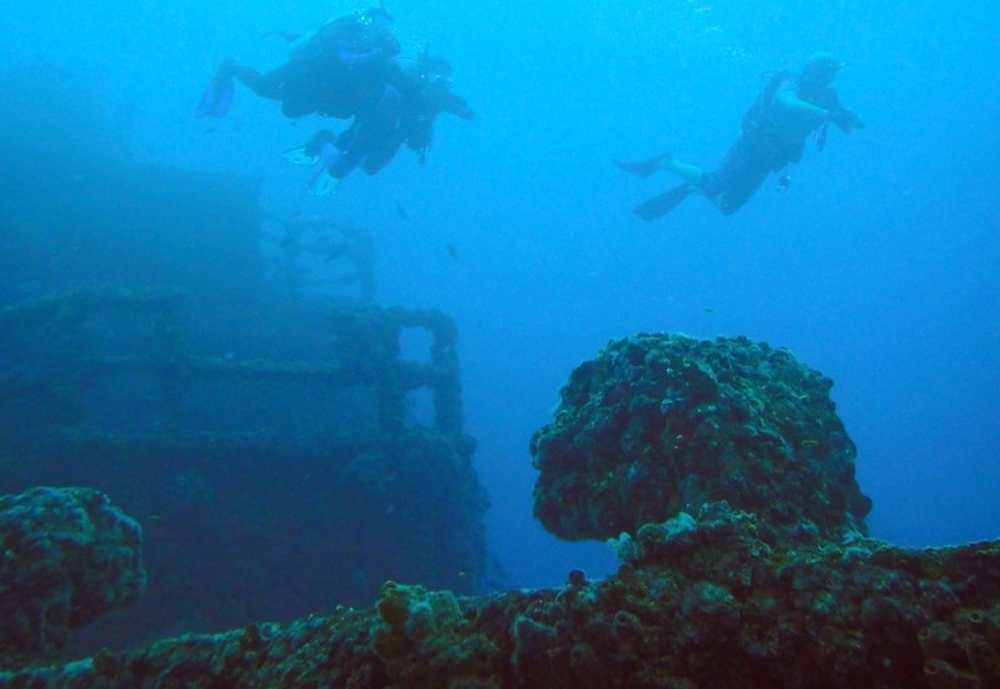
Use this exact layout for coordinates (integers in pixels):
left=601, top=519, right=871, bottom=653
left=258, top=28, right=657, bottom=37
left=717, top=169, right=768, bottom=215
left=222, top=61, right=289, bottom=101
left=308, top=140, right=359, bottom=196
left=663, top=158, right=705, bottom=184
left=199, top=57, right=274, bottom=117
left=354, top=87, right=403, bottom=174
left=326, top=146, right=363, bottom=180
left=368, top=85, right=403, bottom=130
left=277, top=61, right=328, bottom=118
left=706, top=137, right=766, bottom=215
left=616, top=153, right=706, bottom=182
left=361, top=139, right=403, bottom=176
left=281, top=91, right=316, bottom=118
left=615, top=153, right=671, bottom=177
left=686, top=137, right=741, bottom=212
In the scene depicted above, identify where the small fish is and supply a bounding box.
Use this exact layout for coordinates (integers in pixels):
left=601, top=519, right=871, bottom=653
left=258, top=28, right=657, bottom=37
left=446, top=244, right=459, bottom=261
left=704, top=307, right=715, bottom=313
left=777, top=174, right=792, bottom=192
left=395, top=201, right=409, bottom=221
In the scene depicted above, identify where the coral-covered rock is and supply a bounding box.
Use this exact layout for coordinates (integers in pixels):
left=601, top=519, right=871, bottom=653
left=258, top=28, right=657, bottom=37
left=3, top=505, right=998, bottom=689
left=0, top=486, right=145, bottom=668
left=371, top=580, right=501, bottom=689
left=530, top=334, right=871, bottom=542
left=0, top=333, right=995, bottom=689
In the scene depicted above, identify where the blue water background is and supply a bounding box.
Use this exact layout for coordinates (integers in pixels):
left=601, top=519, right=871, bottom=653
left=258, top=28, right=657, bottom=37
left=3, top=0, right=998, bottom=588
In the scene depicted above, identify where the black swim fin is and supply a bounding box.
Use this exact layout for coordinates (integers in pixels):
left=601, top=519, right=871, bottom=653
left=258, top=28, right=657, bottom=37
left=614, top=153, right=670, bottom=178
left=195, top=74, right=234, bottom=118
left=634, top=183, right=693, bottom=221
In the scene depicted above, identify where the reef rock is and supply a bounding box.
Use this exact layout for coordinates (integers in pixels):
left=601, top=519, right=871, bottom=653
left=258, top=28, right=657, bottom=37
left=0, top=334, right=998, bottom=688
left=530, top=334, right=872, bottom=542
left=0, top=486, right=145, bottom=668
left=2, top=504, right=998, bottom=689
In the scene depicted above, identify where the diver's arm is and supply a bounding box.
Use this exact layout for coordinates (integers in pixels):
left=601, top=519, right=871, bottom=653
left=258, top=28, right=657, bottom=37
left=828, top=105, right=865, bottom=132
left=382, top=62, right=409, bottom=92
left=775, top=83, right=830, bottom=123
left=441, top=92, right=475, bottom=120
left=777, top=83, right=863, bottom=132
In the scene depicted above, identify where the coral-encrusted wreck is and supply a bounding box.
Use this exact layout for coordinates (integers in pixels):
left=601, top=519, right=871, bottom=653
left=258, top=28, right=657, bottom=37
left=2, top=333, right=999, bottom=689
left=530, top=333, right=872, bottom=542
left=0, top=289, right=486, bottom=652
left=0, top=487, right=144, bottom=669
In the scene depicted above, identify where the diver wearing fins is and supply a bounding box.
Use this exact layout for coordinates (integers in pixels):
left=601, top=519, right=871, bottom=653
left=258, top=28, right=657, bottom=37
left=196, top=5, right=399, bottom=120
left=284, top=51, right=475, bottom=195
left=616, top=53, right=864, bottom=220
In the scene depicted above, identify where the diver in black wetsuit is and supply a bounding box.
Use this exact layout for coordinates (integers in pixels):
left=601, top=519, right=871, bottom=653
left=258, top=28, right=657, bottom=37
left=286, top=52, right=475, bottom=193
left=616, top=53, right=865, bottom=220
left=392, top=53, right=476, bottom=163
left=197, top=7, right=400, bottom=120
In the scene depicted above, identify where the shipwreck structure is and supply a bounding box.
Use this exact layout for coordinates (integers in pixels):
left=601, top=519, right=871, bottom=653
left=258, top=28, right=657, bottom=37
left=3, top=63, right=998, bottom=687
left=0, top=286, right=486, bottom=655
left=0, top=63, right=487, bottom=656
left=1, top=333, right=999, bottom=689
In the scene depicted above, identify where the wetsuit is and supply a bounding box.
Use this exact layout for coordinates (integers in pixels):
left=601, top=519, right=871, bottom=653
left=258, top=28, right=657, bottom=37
left=224, top=11, right=400, bottom=119
left=700, top=75, right=847, bottom=214
left=326, top=66, right=474, bottom=179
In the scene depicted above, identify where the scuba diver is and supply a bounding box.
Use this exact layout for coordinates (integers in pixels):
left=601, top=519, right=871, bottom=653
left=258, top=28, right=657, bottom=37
left=285, top=51, right=475, bottom=194
left=196, top=5, right=400, bottom=120
left=615, top=53, right=865, bottom=220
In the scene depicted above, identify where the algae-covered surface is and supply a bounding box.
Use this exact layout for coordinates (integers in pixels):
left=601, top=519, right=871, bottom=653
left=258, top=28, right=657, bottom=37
left=531, top=334, right=872, bottom=542
left=2, top=333, right=997, bottom=688
left=3, top=503, right=998, bottom=688
left=0, top=487, right=145, bottom=669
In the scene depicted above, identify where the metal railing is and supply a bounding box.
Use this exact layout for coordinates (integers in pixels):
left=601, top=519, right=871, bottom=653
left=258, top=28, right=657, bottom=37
left=0, top=287, right=464, bottom=441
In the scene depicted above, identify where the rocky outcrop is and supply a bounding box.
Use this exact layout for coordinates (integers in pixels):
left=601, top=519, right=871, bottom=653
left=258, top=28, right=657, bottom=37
left=0, top=487, right=145, bottom=668
left=531, top=334, right=871, bottom=543
left=2, top=504, right=997, bottom=688
left=1, top=333, right=996, bottom=689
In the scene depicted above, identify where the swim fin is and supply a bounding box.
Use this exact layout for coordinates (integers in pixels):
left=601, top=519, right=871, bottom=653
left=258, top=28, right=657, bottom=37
left=614, top=153, right=671, bottom=178
left=195, top=75, right=234, bottom=118
left=310, top=170, right=338, bottom=197
left=283, top=146, right=319, bottom=166
left=634, top=183, right=693, bottom=221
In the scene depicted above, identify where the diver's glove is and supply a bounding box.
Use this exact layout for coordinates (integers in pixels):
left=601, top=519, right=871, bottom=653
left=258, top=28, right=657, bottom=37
left=829, top=107, right=865, bottom=133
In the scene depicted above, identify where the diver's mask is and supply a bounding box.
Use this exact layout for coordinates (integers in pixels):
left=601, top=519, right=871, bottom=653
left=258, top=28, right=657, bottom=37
left=360, top=8, right=393, bottom=31
left=424, top=71, right=451, bottom=88
left=800, top=53, right=844, bottom=89
left=418, top=54, right=452, bottom=86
